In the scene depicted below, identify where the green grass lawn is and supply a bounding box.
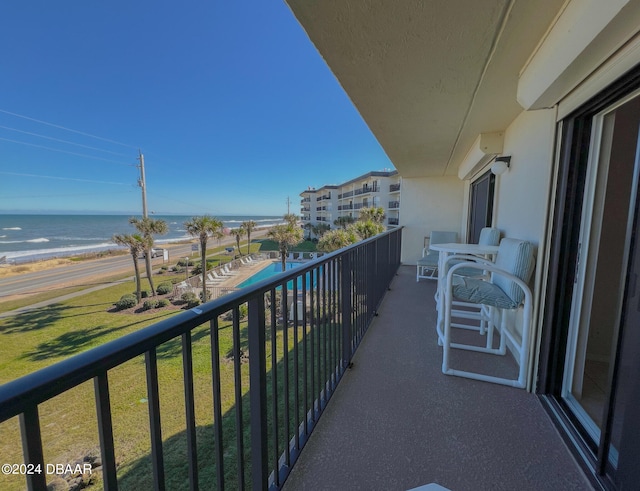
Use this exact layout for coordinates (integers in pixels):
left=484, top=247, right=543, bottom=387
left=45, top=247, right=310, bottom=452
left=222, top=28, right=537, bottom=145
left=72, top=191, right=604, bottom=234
left=254, top=238, right=317, bottom=253
left=0, top=237, right=332, bottom=490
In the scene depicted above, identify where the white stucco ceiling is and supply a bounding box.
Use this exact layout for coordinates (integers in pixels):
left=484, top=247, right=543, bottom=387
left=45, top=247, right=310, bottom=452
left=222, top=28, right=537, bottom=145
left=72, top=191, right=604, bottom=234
left=286, top=0, right=567, bottom=177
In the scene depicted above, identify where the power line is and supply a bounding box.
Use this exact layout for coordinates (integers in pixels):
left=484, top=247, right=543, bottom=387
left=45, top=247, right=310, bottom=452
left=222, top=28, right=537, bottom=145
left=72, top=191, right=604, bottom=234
left=0, top=190, right=136, bottom=199
left=0, top=124, right=132, bottom=158
left=0, top=137, right=135, bottom=166
left=0, top=109, right=137, bottom=149
left=0, top=171, right=132, bottom=186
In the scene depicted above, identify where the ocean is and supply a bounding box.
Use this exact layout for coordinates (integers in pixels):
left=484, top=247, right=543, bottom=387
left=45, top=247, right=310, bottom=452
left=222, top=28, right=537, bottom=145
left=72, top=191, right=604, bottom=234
left=0, top=214, right=283, bottom=263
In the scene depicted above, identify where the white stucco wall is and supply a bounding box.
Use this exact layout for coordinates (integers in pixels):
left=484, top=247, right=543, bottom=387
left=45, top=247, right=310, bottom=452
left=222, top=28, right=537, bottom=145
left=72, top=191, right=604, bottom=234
left=399, top=176, right=464, bottom=263
left=494, top=108, right=557, bottom=246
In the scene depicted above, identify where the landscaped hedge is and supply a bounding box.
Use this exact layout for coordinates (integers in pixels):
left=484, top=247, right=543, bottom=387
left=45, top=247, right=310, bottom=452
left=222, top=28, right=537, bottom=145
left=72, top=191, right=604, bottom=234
left=181, top=292, right=200, bottom=308
left=115, top=294, right=137, bottom=310
left=142, top=299, right=159, bottom=311
left=156, top=282, right=173, bottom=295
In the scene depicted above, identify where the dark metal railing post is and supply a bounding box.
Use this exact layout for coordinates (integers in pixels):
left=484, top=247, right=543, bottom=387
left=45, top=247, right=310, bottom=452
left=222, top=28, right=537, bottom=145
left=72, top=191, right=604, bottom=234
left=340, top=253, right=353, bottom=368
left=19, top=407, right=47, bottom=491
left=248, top=294, right=268, bottom=490
left=145, top=349, right=165, bottom=491
left=94, top=373, right=118, bottom=491
left=182, top=331, right=198, bottom=490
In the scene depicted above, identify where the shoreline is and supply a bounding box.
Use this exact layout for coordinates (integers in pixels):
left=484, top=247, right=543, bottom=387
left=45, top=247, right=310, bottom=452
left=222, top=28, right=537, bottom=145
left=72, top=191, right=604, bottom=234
left=0, top=228, right=273, bottom=281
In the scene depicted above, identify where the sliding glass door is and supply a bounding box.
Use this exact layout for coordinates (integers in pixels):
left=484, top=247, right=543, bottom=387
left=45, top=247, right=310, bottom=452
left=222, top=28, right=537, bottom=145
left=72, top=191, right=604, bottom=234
left=541, top=68, right=640, bottom=489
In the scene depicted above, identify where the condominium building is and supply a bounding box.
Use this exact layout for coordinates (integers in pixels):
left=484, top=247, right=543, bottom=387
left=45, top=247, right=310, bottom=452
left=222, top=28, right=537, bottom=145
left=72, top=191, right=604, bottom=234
left=300, top=170, right=401, bottom=230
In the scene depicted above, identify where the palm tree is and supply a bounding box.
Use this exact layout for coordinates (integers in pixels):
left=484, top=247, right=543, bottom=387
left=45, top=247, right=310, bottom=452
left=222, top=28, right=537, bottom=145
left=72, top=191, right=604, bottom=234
left=317, top=228, right=360, bottom=252
left=358, top=206, right=385, bottom=224
left=268, top=221, right=304, bottom=272
left=241, top=220, right=257, bottom=256
left=315, top=223, right=331, bottom=237
left=231, top=227, right=245, bottom=256
left=334, top=216, right=356, bottom=230
left=184, top=215, right=224, bottom=301
left=112, top=233, right=147, bottom=303
left=303, top=222, right=314, bottom=240
left=283, top=213, right=299, bottom=226
left=129, top=217, right=168, bottom=296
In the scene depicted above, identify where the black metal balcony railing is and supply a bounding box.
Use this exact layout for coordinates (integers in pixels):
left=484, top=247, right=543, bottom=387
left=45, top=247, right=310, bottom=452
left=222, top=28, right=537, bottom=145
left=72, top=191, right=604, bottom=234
left=388, top=217, right=399, bottom=225
left=339, top=191, right=354, bottom=199
left=0, top=229, right=402, bottom=491
left=338, top=204, right=353, bottom=211
left=389, top=183, right=400, bottom=192
left=388, top=201, right=400, bottom=209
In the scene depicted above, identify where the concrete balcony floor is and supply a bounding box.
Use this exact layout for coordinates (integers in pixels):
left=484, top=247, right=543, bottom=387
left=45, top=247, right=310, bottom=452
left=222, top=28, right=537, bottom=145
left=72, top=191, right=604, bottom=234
left=283, top=266, right=591, bottom=491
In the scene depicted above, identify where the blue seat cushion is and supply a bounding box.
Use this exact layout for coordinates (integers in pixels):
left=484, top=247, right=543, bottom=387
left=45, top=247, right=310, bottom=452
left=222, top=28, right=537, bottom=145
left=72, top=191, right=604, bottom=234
left=452, top=277, right=518, bottom=309
left=417, top=255, right=439, bottom=267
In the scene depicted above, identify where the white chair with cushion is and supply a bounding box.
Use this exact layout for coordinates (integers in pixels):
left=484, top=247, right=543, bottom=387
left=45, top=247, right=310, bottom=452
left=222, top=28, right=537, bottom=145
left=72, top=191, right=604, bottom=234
left=440, top=238, right=535, bottom=388
left=416, top=231, right=458, bottom=281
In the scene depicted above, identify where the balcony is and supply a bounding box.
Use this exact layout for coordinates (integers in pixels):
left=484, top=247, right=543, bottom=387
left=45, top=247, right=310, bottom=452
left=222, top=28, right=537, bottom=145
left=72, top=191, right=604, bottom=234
left=282, top=266, right=590, bottom=490
left=338, top=204, right=353, bottom=211
left=387, top=217, right=399, bottom=225
left=0, top=230, right=590, bottom=491
left=388, top=200, right=400, bottom=209
left=0, top=230, right=402, bottom=491
left=390, top=183, right=401, bottom=192
left=338, top=191, right=354, bottom=199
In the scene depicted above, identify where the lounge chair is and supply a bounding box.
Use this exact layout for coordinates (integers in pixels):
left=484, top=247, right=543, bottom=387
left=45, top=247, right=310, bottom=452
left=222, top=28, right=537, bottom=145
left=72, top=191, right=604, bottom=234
left=222, top=264, right=239, bottom=275
left=416, top=231, right=458, bottom=281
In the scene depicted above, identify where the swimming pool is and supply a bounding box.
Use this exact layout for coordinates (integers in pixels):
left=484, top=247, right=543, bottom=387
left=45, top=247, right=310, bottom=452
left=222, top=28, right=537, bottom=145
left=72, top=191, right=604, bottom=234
left=236, top=261, right=304, bottom=289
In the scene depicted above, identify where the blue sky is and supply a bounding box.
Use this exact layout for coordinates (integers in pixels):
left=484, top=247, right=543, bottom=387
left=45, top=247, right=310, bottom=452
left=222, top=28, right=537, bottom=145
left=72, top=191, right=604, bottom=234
left=0, top=2, right=393, bottom=216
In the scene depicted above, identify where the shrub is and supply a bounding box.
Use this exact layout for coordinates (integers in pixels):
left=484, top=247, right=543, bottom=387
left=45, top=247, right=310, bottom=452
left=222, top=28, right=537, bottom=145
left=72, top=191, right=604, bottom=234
left=157, top=299, right=170, bottom=307
left=141, top=290, right=150, bottom=299
left=171, top=266, right=180, bottom=272
left=142, top=299, right=159, bottom=310
left=239, top=303, right=248, bottom=319
left=156, top=282, right=173, bottom=295
left=160, top=265, right=168, bottom=271
left=181, top=292, right=200, bottom=308
left=177, top=258, right=194, bottom=267
left=115, top=294, right=137, bottom=310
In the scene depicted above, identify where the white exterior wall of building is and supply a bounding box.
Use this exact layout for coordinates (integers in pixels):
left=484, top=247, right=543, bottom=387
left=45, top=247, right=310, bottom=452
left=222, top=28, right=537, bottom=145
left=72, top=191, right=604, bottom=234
left=399, top=176, right=464, bottom=264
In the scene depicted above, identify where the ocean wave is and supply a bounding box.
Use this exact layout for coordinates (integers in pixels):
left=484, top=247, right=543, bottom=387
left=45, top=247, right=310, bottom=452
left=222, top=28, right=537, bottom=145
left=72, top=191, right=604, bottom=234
left=2, top=227, right=22, bottom=230
left=0, top=238, right=50, bottom=244
left=3, top=242, right=117, bottom=260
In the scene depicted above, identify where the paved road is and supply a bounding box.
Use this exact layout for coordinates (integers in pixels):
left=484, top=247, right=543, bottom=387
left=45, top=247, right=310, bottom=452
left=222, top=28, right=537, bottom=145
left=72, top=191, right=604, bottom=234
left=0, top=230, right=270, bottom=300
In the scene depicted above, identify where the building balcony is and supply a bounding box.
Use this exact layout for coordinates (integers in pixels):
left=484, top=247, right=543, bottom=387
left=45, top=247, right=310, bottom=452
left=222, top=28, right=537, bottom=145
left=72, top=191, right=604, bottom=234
left=388, top=200, right=400, bottom=209
left=338, top=191, right=354, bottom=199
left=301, top=207, right=310, bottom=213
left=390, top=183, right=401, bottom=192
left=338, top=204, right=353, bottom=211
left=282, top=266, right=590, bottom=490
left=388, top=217, right=399, bottom=225
left=0, top=229, right=589, bottom=491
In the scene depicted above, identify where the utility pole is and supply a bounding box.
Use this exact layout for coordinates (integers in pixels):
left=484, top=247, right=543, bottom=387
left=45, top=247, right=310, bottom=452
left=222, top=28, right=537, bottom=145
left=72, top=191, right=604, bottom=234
left=137, top=150, right=148, bottom=218
left=286, top=196, right=290, bottom=214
